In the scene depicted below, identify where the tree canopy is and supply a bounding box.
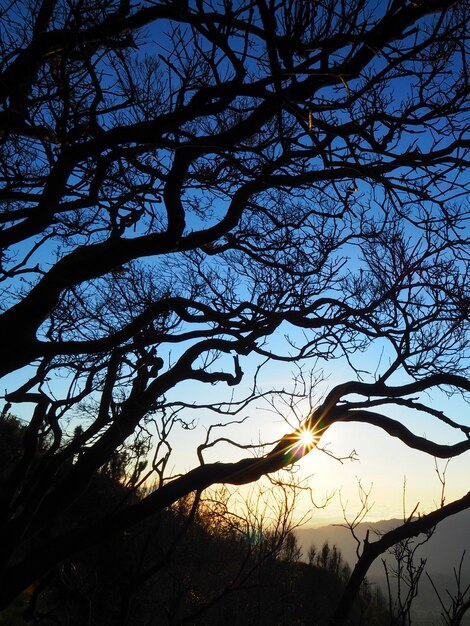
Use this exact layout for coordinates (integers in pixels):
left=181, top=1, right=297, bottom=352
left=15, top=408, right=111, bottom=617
left=1, top=0, right=470, bottom=620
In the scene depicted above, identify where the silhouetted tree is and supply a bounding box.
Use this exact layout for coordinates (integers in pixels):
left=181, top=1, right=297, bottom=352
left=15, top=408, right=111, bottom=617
left=1, top=0, right=470, bottom=621
left=279, top=531, right=303, bottom=564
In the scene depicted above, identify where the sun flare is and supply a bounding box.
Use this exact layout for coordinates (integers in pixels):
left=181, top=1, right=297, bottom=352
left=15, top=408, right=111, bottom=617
left=299, top=430, right=315, bottom=447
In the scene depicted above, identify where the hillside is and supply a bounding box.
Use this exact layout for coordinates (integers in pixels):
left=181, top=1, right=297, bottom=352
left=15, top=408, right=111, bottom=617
left=295, top=508, right=470, bottom=624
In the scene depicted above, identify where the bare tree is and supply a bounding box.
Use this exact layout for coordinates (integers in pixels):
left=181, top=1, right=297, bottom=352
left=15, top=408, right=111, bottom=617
left=428, top=552, right=470, bottom=626
left=1, top=0, right=470, bottom=618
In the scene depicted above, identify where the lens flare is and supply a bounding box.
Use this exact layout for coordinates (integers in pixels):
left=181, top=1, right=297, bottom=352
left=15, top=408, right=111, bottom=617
left=299, top=430, right=315, bottom=447
left=283, top=427, right=318, bottom=460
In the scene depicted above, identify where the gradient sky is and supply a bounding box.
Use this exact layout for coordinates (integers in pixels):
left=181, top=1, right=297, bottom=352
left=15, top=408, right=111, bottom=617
left=161, top=340, right=470, bottom=528
left=5, top=254, right=469, bottom=529
left=3, top=2, right=469, bottom=532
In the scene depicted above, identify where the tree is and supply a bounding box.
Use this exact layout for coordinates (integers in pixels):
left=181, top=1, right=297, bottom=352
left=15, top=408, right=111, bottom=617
left=1, top=0, right=470, bottom=620
left=279, top=531, right=303, bottom=564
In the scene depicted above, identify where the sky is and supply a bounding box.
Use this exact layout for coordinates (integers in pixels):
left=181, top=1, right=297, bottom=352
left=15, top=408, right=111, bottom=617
left=5, top=287, right=470, bottom=529
left=159, top=345, right=470, bottom=528
left=2, top=0, right=470, bottom=532
left=6, top=353, right=470, bottom=528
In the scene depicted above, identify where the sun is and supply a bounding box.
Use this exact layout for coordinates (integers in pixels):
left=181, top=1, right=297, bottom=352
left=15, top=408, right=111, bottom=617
left=282, top=426, right=319, bottom=460
left=298, top=430, right=315, bottom=447
left=292, top=427, right=318, bottom=454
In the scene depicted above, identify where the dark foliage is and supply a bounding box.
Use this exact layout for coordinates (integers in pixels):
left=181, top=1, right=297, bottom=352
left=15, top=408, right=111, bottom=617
left=5, top=484, right=388, bottom=626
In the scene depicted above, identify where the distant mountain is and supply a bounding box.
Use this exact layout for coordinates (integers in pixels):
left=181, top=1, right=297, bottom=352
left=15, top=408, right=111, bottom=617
left=295, top=508, right=470, bottom=625
left=296, top=507, right=470, bottom=577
